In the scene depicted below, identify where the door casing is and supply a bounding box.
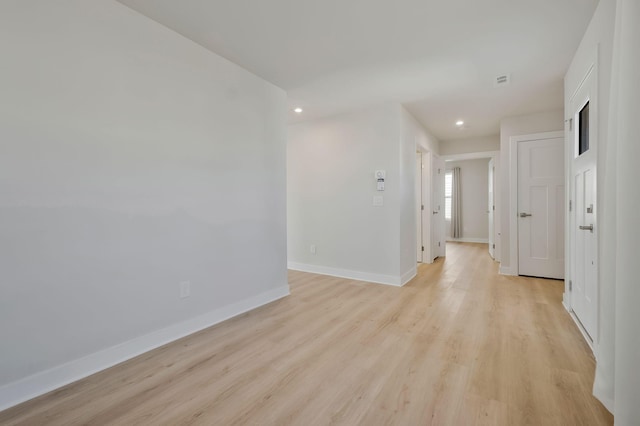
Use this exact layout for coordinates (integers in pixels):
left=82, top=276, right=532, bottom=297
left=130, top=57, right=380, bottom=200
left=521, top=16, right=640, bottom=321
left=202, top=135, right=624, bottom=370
left=417, top=150, right=433, bottom=264
left=516, top=136, right=565, bottom=279
left=565, top=57, right=599, bottom=348
left=508, top=131, right=565, bottom=277
left=441, top=151, right=500, bottom=262
left=416, top=152, right=423, bottom=263
left=431, top=154, right=446, bottom=260
left=488, top=159, right=495, bottom=259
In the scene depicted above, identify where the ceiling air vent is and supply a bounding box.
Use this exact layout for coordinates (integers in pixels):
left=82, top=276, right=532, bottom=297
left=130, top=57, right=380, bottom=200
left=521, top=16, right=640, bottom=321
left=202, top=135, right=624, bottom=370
left=494, top=74, right=511, bottom=87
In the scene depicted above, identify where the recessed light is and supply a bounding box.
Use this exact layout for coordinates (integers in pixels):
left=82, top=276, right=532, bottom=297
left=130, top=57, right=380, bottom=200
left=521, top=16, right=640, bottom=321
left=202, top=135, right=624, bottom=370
left=294, top=107, right=303, bottom=114
left=456, top=120, right=464, bottom=126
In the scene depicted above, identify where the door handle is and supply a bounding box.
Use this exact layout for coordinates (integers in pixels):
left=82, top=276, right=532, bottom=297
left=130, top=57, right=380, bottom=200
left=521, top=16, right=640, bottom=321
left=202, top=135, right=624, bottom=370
left=519, top=213, right=532, bottom=218
left=432, top=211, right=438, bottom=215
left=579, top=224, right=594, bottom=232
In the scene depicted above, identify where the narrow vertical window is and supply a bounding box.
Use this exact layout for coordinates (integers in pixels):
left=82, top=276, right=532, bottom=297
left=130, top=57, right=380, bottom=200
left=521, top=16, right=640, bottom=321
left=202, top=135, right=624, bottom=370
left=444, top=171, right=453, bottom=220
left=578, top=101, right=590, bottom=155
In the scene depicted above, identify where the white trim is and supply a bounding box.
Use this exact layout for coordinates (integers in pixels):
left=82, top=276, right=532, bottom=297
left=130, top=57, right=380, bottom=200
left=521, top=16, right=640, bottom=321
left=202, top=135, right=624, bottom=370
left=593, top=383, right=615, bottom=414
left=563, top=292, right=572, bottom=312
left=508, top=131, right=564, bottom=277
left=499, top=265, right=517, bottom=276
left=431, top=154, right=447, bottom=260
left=567, top=309, right=595, bottom=353
left=400, top=266, right=417, bottom=286
left=418, top=150, right=433, bottom=265
left=441, top=150, right=500, bottom=162
left=416, top=152, right=424, bottom=264
left=0, top=285, right=290, bottom=412
left=446, top=237, right=489, bottom=244
left=565, top=286, right=599, bottom=362
left=569, top=61, right=596, bottom=105
left=288, top=262, right=405, bottom=287
left=565, top=48, right=600, bottom=345
left=422, top=150, right=434, bottom=264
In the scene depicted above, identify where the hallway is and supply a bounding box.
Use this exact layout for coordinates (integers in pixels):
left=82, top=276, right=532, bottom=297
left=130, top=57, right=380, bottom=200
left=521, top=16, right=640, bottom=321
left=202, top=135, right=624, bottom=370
left=0, top=243, right=612, bottom=425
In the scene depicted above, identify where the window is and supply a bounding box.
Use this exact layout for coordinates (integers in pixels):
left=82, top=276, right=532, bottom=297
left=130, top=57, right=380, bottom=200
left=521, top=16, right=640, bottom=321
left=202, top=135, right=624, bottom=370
left=578, top=101, right=590, bottom=155
left=445, top=171, right=452, bottom=219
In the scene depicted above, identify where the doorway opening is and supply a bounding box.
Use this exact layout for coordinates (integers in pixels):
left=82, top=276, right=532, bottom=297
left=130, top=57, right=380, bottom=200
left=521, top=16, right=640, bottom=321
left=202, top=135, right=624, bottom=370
left=416, top=150, right=446, bottom=264
left=441, top=151, right=500, bottom=262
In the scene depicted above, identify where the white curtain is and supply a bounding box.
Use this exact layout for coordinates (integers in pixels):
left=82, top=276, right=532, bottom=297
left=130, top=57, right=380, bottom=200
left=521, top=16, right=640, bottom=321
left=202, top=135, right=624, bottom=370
left=451, top=167, right=462, bottom=238
left=592, top=0, right=640, bottom=421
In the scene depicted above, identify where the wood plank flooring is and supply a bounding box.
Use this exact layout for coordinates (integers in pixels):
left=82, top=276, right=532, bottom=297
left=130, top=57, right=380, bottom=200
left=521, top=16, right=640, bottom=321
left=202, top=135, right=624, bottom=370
left=0, top=243, right=613, bottom=425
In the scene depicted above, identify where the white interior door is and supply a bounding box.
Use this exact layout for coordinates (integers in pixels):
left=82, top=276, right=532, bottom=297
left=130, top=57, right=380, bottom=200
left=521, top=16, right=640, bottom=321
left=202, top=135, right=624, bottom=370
left=431, top=155, right=446, bottom=260
left=517, top=137, right=565, bottom=279
left=488, top=159, right=495, bottom=259
left=570, top=67, right=597, bottom=341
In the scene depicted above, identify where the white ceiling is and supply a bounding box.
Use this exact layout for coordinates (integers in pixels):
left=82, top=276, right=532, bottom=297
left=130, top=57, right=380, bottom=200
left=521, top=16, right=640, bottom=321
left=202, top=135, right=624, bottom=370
left=117, top=0, right=598, bottom=141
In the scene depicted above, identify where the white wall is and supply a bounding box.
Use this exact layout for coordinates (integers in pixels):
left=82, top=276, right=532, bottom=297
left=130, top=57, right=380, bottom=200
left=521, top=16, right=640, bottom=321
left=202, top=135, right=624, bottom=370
left=569, top=0, right=640, bottom=419
left=287, top=105, right=401, bottom=284
left=445, top=159, right=490, bottom=242
left=499, top=109, right=565, bottom=272
left=287, top=104, right=438, bottom=286
left=564, top=0, right=618, bottom=415
left=612, top=2, right=640, bottom=422
left=0, top=0, right=288, bottom=409
left=440, top=136, right=500, bottom=156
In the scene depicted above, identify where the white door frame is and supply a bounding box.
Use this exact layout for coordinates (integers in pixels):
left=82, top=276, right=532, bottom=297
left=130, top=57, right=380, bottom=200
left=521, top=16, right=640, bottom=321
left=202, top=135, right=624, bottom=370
left=431, top=154, right=446, bottom=260
left=564, top=52, right=599, bottom=350
left=442, top=150, right=500, bottom=261
left=488, top=158, right=495, bottom=259
left=508, top=131, right=564, bottom=276
left=417, top=149, right=433, bottom=264
left=416, top=152, right=423, bottom=263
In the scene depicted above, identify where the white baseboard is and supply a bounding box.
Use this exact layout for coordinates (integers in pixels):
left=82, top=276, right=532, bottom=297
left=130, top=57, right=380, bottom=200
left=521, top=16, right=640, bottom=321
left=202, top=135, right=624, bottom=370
left=499, top=265, right=517, bottom=276
left=593, top=380, right=615, bottom=415
left=562, top=292, right=571, bottom=312
left=567, top=309, right=595, bottom=354
left=288, top=262, right=404, bottom=287
left=446, top=238, right=489, bottom=244
left=400, top=266, right=417, bottom=286
left=0, top=285, right=290, bottom=412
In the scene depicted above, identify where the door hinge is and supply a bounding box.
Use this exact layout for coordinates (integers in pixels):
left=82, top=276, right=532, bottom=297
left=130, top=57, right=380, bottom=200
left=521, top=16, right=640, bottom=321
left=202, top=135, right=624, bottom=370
left=567, top=118, right=573, bottom=131
left=438, top=168, right=441, bottom=174
left=493, top=244, right=495, bottom=249
left=438, top=242, right=441, bottom=247
left=569, top=280, right=572, bottom=291
left=493, top=205, right=495, bottom=211
left=421, top=205, right=424, bottom=211
left=421, top=246, right=424, bottom=252
left=569, top=200, right=572, bottom=212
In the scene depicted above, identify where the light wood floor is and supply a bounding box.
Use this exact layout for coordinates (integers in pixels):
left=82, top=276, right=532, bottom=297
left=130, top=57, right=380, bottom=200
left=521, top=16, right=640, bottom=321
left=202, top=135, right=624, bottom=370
left=0, top=243, right=612, bottom=425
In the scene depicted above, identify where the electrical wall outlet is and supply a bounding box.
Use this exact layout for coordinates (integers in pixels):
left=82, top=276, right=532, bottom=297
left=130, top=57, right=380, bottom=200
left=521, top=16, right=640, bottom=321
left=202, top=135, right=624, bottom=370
left=179, top=281, right=191, bottom=299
